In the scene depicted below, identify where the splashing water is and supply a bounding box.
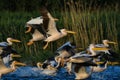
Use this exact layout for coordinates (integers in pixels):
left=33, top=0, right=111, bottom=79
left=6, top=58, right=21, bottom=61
left=1, top=66, right=120, bottom=80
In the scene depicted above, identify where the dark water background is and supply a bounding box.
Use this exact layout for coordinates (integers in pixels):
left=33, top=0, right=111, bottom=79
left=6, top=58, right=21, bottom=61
left=1, top=66, right=120, bottom=80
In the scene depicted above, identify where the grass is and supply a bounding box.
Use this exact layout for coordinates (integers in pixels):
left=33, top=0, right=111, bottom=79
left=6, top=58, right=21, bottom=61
left=0, top=4, right=120, bottom=64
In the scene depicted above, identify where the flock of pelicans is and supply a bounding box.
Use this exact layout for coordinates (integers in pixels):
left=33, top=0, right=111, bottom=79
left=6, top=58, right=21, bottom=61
left=0, top=7, right=119, bottom=80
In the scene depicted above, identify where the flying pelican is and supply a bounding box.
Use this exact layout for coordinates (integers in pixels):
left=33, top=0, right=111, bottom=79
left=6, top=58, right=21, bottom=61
left=25, top=16, right=47, bottom=46
left=25, top=7, right=76, bottom=49
left=0, top=37, right=21, bottom=47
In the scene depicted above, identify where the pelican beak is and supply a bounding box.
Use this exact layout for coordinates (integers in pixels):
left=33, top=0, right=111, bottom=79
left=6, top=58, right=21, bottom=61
left=25, top=26, right=32, bottom=33
left=108, top=41, right=117, bottom=45
left=13, top=61, right=26, bottom=66
left=11, top=54, right=21, bottom=58
left=92, top=48, right=109, bottom=51
left=11, top=39, right=21, bottom=43
left=66, top=30, right=76, bottom=34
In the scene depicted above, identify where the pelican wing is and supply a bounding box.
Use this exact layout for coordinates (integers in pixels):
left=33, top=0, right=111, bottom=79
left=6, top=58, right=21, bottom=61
left=57, top=42, right=72, bottom=51
left=0, top=42, right=8, bottom=47
left=40, top=7, right=59, bottom=36
left=95, top=44, right=105, bottom=48
left=47, top=14, right=59, bottom=35
left=26, top=16, right=43, bottom=25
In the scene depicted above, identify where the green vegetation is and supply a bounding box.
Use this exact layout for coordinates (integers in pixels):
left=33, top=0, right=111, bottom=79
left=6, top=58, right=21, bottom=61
left=0, top=0, right=120, bottom=64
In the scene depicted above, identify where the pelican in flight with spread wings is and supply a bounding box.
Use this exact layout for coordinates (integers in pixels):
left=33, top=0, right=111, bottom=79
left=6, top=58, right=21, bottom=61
left=25, top=7, right=76, bottom=49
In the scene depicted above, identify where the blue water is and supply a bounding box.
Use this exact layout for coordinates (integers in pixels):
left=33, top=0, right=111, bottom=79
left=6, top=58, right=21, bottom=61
left=1, top=66, right=120, bottom=80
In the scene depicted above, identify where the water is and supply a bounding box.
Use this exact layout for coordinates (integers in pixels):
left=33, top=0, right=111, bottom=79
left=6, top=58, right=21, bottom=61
left=1, top=66, right=120, bottom=80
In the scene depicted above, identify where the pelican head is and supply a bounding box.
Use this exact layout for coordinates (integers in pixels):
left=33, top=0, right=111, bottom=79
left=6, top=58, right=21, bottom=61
left=103, top=40, right=117, bottom=47
left=7, top=38, right=21, bottom=45
left=60, top=29, right=76, bottom=36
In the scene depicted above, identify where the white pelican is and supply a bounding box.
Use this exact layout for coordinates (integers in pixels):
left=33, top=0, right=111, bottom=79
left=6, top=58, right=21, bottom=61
left=25, top=7, right=76, bottom=49
left=37, top=60, right=57, bottom=76
left=95, top=40, right=117, bottom=48
left=0, top=60, right=26, bottom=77
left=0, top=37, right=21, bottom=47
left=0, top=52, right=25, bottom=77
left=25, top=17, right=47, bottom=46
left=88, top=44, right=110, bottom=56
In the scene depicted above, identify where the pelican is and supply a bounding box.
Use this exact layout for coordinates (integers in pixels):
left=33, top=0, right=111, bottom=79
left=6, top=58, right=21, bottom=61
left=37, top=59, right=57, bottom=76
left=0, top=52, right=25, bottom=77
left=66, top=53, right=97, bottom=80
left=0, top=37, right=21, bottom=47
left=25, top=17, right=47, bottom=46
left=0, top=60, right=26, bottom=77
left=95, top=40, right=117, bottom=48
left=25, top=7, right=76, bottom=49
left=37, top=57, right=57, bottom=69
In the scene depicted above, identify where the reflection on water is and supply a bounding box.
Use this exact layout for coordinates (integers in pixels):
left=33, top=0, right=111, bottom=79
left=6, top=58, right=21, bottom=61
left=1, top=66, right=120, bottom=80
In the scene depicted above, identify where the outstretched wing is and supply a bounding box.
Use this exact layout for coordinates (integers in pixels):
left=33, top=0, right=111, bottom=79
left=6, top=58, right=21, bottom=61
left=40, top=7, right=59, bottom=36
left=26, top=16, right=47, bottom=38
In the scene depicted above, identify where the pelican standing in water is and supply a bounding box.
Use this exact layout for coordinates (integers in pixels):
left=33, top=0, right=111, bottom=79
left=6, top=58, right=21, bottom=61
left=25, top=7, right=76, bottom=49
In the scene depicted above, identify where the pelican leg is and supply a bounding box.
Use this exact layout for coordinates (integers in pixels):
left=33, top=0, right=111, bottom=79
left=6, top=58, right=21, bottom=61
left=27, top=41, right=34, bottom=46
left=43, top=41, right=49, bottom=49
left=25, top=26, right=32, bottom=33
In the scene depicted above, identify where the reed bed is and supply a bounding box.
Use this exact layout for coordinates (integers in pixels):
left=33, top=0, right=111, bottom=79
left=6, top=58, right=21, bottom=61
left=0, top=3, right=119, bottom=63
